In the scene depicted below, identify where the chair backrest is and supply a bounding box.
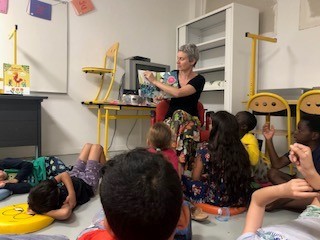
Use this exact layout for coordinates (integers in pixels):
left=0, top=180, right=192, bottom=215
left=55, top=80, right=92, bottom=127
left=247, top=92, right=292, bottom=149
left=247, top=92, right=294, bottom=174
left=197, top=102, right=205, bottom=126
left=155, top=100, right=205, bottom=126
left=103, top=42, right=119, bottom=73
left=296, top=90, right=320, bottom=124
left=155, top=100, right=170, bottom=123
left=247, top=92, right=289, bottom=113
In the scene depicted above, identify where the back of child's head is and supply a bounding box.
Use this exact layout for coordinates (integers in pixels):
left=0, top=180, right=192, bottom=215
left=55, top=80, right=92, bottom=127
left=236, top=111, right=257, bottom=132
left=147, top=122, right=172, bottom=150
left=208, top=111, right=251, bottom=204
left=209, top=110, right=241, bottom=144
left=28, top=179, right=59, bottom=214
left=100, top=148, right=182, bottom=240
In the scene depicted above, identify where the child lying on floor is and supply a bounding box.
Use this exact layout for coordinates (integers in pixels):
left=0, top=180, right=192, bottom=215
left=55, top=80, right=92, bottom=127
left=28, top=143, right=106, bottom=220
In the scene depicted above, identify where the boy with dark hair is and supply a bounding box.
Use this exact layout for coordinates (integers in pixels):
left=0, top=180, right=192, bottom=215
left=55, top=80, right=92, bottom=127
left=236, top=111, right=259, bottom=167
left=263, top=114, right=320, bottom=210
left=236, top=111, right=272, bottom=183
left=78, top=148, right=188, bottom=240
left=28, top=143, right=106, bottom=220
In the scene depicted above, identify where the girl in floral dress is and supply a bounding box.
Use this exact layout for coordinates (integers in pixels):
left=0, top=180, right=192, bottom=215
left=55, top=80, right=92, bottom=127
left=182, top=111, right=252, bottom=207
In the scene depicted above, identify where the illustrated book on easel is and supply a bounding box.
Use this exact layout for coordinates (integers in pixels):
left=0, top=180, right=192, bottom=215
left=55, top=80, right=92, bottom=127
left=138, top=70, right=179, bottom=98
left=3, top=63, right=30, bottom=95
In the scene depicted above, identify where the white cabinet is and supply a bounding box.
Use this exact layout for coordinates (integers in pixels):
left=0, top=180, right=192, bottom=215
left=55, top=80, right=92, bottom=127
left=177, top=3, right=259, bottom=114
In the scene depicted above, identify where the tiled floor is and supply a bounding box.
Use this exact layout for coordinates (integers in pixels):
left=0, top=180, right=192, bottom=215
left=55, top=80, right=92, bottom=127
left=0, top=153, right=300, bottom=239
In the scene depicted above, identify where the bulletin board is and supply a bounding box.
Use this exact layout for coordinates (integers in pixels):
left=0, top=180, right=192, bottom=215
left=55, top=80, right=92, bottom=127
left=0, top=0, right=68, bottom=93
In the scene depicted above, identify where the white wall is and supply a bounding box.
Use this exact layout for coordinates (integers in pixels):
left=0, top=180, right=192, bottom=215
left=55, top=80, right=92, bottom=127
left=5, top=0, right=319, bottom=157
left=206, top=0, right=320, bottom=155
left=257, top=0, right=320, bottom=154
left=1, top=0, right=193, bottom=157
left=258, top=0, right=320, bottom=90
left=207, top=0, right=320, bottom=91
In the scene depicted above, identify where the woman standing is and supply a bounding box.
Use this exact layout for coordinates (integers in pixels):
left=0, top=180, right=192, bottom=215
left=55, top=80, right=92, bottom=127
left=144, top=44, right=205, bottom=170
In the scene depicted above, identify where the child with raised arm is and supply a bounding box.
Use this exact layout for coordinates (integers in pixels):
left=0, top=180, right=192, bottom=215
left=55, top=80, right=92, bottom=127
left=147, top=122, right=179, bottom=173
left=28, top=143, right=106, bottom=220
left=263, top=114, right=320, bottom=185
left=237, top=143, right=320, bottom=240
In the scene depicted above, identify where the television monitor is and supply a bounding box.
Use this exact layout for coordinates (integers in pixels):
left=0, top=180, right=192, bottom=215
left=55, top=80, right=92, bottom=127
left=123, top=59, right=170, bottom=95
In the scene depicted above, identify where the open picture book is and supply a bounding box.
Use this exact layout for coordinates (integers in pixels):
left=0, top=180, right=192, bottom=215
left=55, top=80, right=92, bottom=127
left=138, top=70, right=179, bottom=98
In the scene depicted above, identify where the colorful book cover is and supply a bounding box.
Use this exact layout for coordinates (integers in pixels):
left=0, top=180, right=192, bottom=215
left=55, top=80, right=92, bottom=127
left=3, top=63, right=30, bottom=95
left=0, top=0, right=8, bottom=14
left=71, top=0, right=95, bottom=16
left=138, top=70, right=179, bottom=99
left=30, top=0, right=52, bottom=21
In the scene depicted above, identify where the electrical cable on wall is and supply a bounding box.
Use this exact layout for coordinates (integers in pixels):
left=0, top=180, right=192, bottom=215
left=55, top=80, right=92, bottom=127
left=126, top=110, right=139, bottom=150
left=107, top=112, right=117, bottom=150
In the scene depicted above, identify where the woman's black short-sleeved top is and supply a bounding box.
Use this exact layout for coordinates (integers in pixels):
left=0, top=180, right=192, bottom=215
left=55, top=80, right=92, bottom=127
left=165, top=71, right=205, bottom=119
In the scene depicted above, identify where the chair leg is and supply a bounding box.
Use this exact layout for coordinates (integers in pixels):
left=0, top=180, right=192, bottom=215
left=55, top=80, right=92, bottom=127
left=93, top=74, right=105, bottom=102
left=102, top=73, right=115, bottom=102
left=150, top=110, right=156, bottom=126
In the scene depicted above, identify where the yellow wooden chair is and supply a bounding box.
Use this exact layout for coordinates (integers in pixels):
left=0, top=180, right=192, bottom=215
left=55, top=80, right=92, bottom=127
left=296, top=89, right=320, bottom=124
left=247, top=92, right=293, bottom=174
left=82, top=42, right=119, bottom=103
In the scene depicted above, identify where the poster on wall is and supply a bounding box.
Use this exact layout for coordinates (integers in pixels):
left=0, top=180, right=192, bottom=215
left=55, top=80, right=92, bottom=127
left=3, top=63, right=30, bottom=95
left=71, top=0, right=94, bottom=15
left=0, top=0, right=8, bottom=14
left=0, top=0, right=68, bottom=93
left=29, top=0, right=52, bottom=20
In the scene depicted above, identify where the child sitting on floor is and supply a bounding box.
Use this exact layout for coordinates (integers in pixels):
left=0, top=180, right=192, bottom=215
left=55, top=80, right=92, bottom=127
left=147, top=122, right=207, bottom=222
left=77, top=148, right=190, bottom=240
left=182, top=111, right=252, bottom=208
left=236, top=111, right=259, bottom=167
left=28, top=143, right=106, bottom=220
left=237, top=143, right=320, bottom=240
left=147, top=122, right=179, bottom=174
left=236, top=111, right=270, bottom=183
left=263, top=114, right=320, bottom=211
